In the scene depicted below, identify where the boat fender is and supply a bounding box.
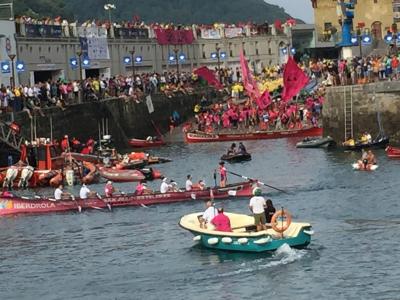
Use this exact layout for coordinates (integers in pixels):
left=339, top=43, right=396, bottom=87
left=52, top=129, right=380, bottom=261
left=228, top=190, right=237, bottom=196
left=254, top=237, right=271, bottom=245
left=207, top=237, right=219, bottom=245
left=221, top=237, right=233, bottom=244
left=303, top=230, right=314, bottom=236
left=238, top=238, right=248, bottom=244
left=193, top=235, right=201, bottom=242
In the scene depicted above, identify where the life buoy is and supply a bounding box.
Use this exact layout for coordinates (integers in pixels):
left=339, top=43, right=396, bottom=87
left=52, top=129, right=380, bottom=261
left=271, top=209, right=292, bottom=233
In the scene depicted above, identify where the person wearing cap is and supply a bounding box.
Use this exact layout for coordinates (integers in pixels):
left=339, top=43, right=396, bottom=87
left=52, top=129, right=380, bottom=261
left=219, top=161, right=227, bottom=187
left=185, top=174, right=193, bottom=191
left=160, top=177, right=170, bottom=194
left=79, top=183, right=91, bottom=199
left=198, top=200, right=218, bottom=229
left=249, top=187, right=267, bottom=232
left=105, top=181, right=115, bottom=197
left=211, top=208, right=232, bottom=232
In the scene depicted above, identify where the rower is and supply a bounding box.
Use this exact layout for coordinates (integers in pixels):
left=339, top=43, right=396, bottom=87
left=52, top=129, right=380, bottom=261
left=135, top=181, right=145, bottom=195
left=54, top=184, right=71, bottom=200
left=238, top=142, right=247, bottom=154
left=227, top=143, right=237, bottom=155
left=219, top=161, right=227, bottom=187
left=169, top=180, right=180, bottom=192
left=79, top=183, right=91, bottom=200
left=105, top=181, right=115, bottom=197
left=160, top=177, right=170, bottom=194
left=185, top=174, right=193, bottom=191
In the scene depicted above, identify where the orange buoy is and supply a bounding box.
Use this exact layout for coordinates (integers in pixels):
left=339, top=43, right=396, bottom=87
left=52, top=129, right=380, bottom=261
left=271, top=209, right=292, bottom=234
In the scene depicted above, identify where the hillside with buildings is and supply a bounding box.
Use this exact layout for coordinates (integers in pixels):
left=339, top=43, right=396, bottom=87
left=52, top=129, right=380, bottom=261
left=15, top=0, right=294, bottom=23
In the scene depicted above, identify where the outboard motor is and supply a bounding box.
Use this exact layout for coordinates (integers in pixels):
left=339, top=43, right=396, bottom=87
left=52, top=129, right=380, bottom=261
left=3, top=167, right=18, bottom=190
left=18, top=166, right=34, bottom=189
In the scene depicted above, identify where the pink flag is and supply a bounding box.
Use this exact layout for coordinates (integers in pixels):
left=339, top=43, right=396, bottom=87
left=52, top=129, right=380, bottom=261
left=282, top=56, right=309, bottom=102
left=256, top=89, right=272, bottom=110
left=193, top=66, right=223, bottom=90
left=240, top=50, right=260, bottom=100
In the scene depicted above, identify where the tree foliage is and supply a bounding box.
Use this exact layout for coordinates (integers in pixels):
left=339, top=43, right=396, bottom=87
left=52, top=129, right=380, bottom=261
left=15, top=0, right=295, bottom=24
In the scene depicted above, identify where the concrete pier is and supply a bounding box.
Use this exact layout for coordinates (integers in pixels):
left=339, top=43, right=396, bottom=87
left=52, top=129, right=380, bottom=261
left=323, top=82, right=400, bottom=144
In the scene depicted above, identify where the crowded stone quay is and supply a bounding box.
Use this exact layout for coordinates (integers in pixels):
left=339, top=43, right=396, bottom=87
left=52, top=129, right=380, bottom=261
left=0, top=0, right=400, bottom=299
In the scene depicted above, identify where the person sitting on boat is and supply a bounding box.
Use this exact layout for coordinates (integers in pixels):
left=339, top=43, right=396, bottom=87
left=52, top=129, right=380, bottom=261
left=343, top=137, right=355, bottom=147
left=105, top=181, right=115, bottom=197
left=185, top=174, right=193, bottom=191
left=135, top=181, right=145, bottom=195
left=219, top=161, right=227, bottom=187
left=54, top=184, right=71, bottom=201
left=197, top=180, right=206, bottom=190
left=160, top=177, right=170, bottom=194
left=238, top=142, right=247, bottom=154
left=227, top=143, right=237, bottom=155
left=367, top=150, right=377, bottom=165
left=264, top=199, right=276, bottom=226
left=169, top=180, right=180, bottom=192
left=249, top=188, right=267, bottom=232
left=211, top=208, right=232, bottom=232
left=79, top=183, right=91, bottom=200
left=198, top=200, right=218, bottom=229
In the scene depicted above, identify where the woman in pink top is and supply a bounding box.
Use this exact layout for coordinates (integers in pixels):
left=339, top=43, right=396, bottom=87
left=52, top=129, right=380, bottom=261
left=211, top=208, right=232, bottom=232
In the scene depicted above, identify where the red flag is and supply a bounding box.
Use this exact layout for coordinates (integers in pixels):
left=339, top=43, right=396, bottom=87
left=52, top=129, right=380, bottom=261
left=256, top=89, right=272, bottom=110
left=194, top=66, right=223, bottom=90
left=240, top=50, right=260, bottom=100
left=282, top=56, right=309, bottom=102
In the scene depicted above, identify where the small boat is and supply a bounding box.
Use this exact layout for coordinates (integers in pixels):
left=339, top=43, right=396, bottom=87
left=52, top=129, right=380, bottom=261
left=386, top=146, right=400, bottom=158
left=128, top=138, right=166, bottom=148
left=296, top=136, right=335, bottom=148
left=352, top=162, right=379, bottom=171
left=0, top=181, right=255, bottom=216
left=185, top=127, right=323, bottom=143
left=220, top=153, right=252, bottom=163
left=98, top=167, right=145, bottom=182
left=343, top=136, right=389, bottom=151
left=179, top=211, right=313, bottom=252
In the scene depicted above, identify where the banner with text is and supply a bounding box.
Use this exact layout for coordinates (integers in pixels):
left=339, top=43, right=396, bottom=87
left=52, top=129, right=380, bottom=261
left=224, top=27, right=243, bottom=38
left=200, top=29, right=221, bottom=39
left=25, top=24, right=62, bottom=38
left=115, top=28, right=149, bottom=39
left=78, top=26, right=109, bottom=60
left=154, top=28, right=194, bottom=45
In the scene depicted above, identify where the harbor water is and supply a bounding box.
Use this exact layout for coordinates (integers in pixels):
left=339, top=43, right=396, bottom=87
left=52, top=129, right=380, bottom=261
left=0, top=138, right=399, bottom=300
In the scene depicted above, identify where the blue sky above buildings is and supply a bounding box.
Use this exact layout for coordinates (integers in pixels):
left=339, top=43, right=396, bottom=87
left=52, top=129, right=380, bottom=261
left=266, top=0, right=314, bottom=23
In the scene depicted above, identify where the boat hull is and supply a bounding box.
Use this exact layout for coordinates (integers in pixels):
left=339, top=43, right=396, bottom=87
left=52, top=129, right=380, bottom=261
left=0, top=182, right=255, bottom=216
left=185, top=127, right=323, bottom=143
left=296, top=137, right=335, bottom=148
left=344, top=137, right=389, bottom=151
left=220, top=153, right=252, bottom=163
left=128, top=139, right=166, bottom=148
left=195, top=231, right=311, bottom=252
left=386, top=146, right=400, bottom=158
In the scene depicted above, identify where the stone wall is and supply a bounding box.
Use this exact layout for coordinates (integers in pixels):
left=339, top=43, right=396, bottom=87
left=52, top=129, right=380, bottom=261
left=0, top=89, right=219, bottom=149
left=323, top=82, right=400, bottom=144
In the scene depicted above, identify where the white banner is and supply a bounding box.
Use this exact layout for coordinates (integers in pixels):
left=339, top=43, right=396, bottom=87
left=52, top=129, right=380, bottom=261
left=87, top=37, right=109, bottom=60
left=224, top=27, right=243, bottom=38
left=146, top=95, right=154, bottom=114
left=200, top=29, right=221, bottom=39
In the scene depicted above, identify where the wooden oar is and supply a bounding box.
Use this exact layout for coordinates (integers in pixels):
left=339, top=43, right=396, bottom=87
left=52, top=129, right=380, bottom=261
left=71, top=195, right=82, bottom=213
left=227, top=171, right=289, bottom=194
left=96, top=193, right=112, bottom=211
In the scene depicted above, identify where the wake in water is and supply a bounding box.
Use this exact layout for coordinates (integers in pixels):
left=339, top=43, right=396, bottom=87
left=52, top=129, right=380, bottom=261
left=216, top=244, right=307, bottom=278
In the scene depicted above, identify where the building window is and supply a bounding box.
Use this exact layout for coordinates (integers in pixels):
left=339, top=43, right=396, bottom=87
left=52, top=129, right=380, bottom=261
left=256, top=49, right=259, bottom=55
left=268, top=48, right=272, bottom=55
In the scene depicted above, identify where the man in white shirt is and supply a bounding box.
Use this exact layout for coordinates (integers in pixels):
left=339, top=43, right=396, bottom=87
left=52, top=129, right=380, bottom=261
left=54, top=184, right=64, bottom=200
left=249, top=187, right=266, bottom=231
left=79, top=184, right=91, bottom=199
left=198, top=200, right=218, bottom=229
left=185, top=174, right=193, bottom=191
left=160, top=177, right=170, bottom=194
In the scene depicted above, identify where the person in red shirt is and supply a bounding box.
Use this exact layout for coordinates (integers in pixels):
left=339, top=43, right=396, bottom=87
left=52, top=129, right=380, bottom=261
left=211, top=208, right=232, bottom=232
left=60, top=135, right=69, bottom=152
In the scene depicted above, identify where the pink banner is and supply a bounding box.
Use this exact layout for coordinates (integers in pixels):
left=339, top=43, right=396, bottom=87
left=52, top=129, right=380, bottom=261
left=240, top=50, right=260, bottom=100
left=154, top=28, right=194, bottom=45
left=282, top=56, right=309, bottom=102
left=194, top=66, right=223, bottom=90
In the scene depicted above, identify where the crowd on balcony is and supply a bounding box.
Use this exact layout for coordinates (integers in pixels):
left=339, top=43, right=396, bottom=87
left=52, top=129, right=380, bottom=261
left=14, top=15, right=288, bottom=39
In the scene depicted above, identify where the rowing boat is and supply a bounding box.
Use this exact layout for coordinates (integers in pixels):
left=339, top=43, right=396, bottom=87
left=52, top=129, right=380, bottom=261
left=386, top=146, right=400, bottom=158
left=220, top=153, right=252, bottom=163
left=0, top=181, right=255, bottom=216
left=185, top=127, right=323, bottom=143
left=128, top=138, right=166, bottom=148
